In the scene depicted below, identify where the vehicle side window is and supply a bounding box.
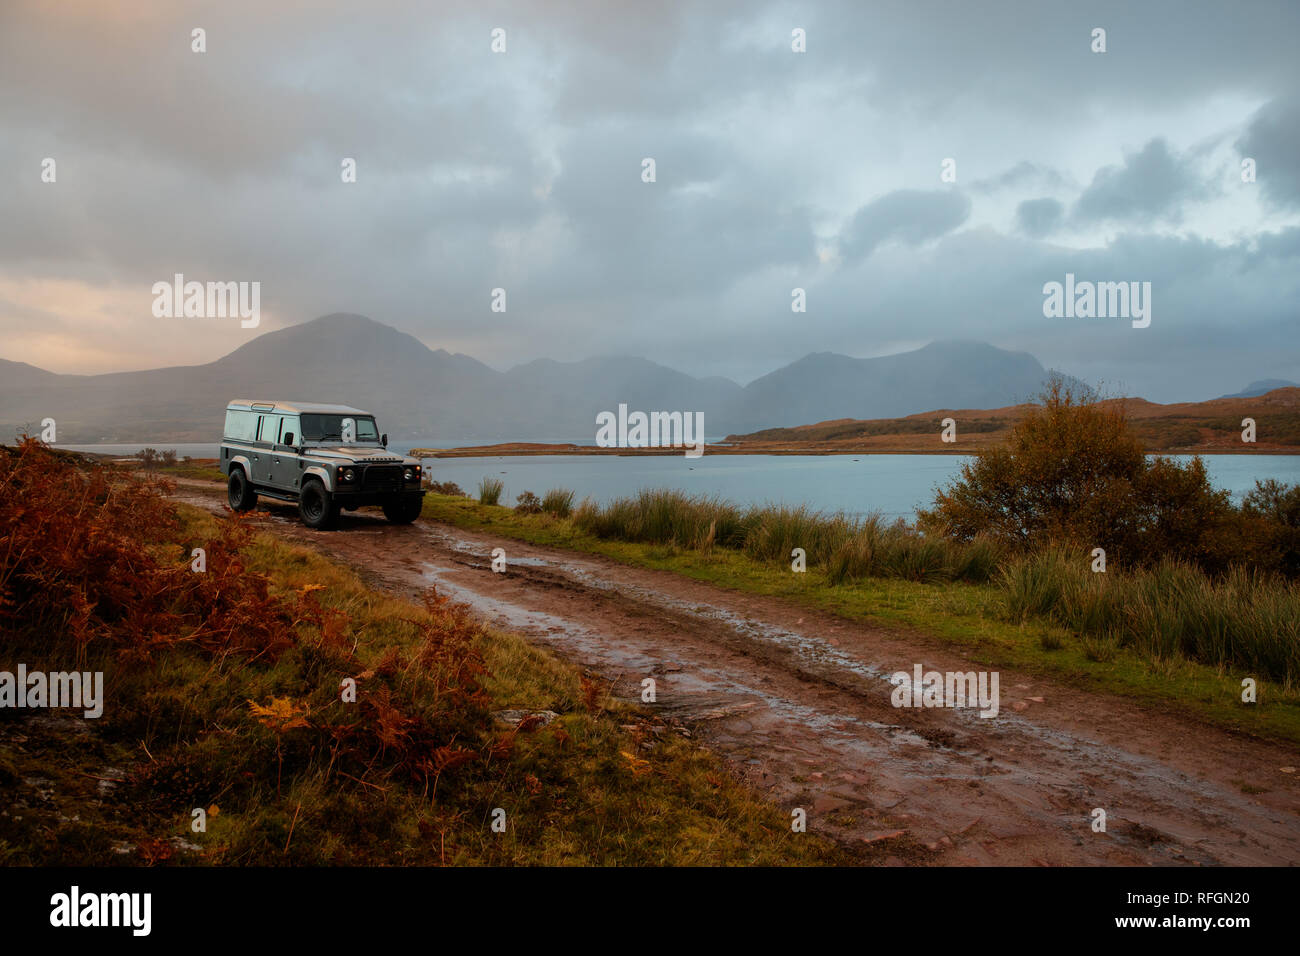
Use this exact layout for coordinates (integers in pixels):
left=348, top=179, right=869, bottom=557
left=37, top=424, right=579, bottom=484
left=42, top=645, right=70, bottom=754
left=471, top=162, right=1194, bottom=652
left=224, top=409, right=258, bottom=441
left=279, top=415, right=300, bottom=446
left=257, top=415, right=281, bottom=443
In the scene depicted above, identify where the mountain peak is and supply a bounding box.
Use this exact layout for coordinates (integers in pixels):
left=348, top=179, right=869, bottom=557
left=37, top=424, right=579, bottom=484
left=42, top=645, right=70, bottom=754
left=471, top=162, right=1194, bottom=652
left=1218, top=378, right=1300, bottom=399
left=739, top=340, right=1059, bottom=429
left=300, top=312, right=383, bottom=330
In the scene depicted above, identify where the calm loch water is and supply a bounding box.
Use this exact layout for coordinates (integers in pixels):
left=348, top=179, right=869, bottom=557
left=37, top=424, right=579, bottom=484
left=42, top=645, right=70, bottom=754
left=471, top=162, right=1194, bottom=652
left=56, top=443, right=1300, bottom=520
left=415, top=452, right=1299, bottom=520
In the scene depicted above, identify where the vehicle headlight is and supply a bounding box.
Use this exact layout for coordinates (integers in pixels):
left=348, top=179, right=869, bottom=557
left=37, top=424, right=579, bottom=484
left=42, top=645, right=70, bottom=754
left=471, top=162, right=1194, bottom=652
left=403, top=467, right=415, bottom=481
left=339, top=467, right=356, bottom=482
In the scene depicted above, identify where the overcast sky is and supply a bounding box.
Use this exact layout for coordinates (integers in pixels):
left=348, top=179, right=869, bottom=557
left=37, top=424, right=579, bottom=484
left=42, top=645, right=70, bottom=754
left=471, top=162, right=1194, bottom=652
left=1, top=0, right=1297, bottom=400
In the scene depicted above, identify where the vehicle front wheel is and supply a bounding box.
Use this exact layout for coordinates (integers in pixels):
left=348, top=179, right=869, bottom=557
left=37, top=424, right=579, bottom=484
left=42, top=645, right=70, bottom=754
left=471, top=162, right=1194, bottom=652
left=299, top=481, right=338, bottom=529
left=382, top=497, right=423, bottom=524
left=227, top=468, right=257, bottom=511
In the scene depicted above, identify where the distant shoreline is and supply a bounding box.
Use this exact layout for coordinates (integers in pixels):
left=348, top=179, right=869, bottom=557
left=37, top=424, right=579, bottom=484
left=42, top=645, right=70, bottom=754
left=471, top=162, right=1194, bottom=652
left=41, top=441, right=1300, bottom=460
left=414, top=442, right=1300, bottom=458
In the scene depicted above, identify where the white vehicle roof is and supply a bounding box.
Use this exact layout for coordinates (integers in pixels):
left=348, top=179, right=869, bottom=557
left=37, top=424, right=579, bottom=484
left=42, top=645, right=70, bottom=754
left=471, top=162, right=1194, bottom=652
left=225, top=400, right=373, bottom=416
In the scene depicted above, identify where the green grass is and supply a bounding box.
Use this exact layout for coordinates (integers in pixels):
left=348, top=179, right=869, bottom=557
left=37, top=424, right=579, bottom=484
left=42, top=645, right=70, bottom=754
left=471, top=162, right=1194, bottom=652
left=419, top=492, right=1300, bottom=746
left=569, top=488, right=1003, bottom=584
left=154, top=462, right=226, bottom=482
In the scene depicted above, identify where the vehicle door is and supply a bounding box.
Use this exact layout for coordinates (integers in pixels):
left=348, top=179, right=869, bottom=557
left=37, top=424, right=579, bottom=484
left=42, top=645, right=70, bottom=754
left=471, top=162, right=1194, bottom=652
left=268, top=415, right=301, bottom=491
left=241, top=412, right=275, bottom=486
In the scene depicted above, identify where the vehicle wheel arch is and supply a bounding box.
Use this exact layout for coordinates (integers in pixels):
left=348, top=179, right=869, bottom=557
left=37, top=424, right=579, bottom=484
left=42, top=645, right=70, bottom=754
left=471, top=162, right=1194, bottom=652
left=301, top=465, right=333, bottom=493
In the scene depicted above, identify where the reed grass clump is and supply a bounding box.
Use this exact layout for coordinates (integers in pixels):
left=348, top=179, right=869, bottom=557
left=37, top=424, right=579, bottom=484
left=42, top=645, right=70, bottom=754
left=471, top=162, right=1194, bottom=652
left=1000, top=549, right=1300, bottom=684
left=570, top=491, right=1002, bottom=585
left=541, top=488, right=576, bottom=518
left=477, top=476, right=504, bottom=505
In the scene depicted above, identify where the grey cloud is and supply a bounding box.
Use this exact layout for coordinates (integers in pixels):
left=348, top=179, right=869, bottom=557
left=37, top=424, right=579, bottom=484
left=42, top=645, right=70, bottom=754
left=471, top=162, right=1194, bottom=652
left=0, top=3, right=529, bottom=182
left=1236, top=96, right=1300, bottom=209
left=838, top=190, right=971, bottom=265
left=1016, top=198, right=1064, bottom=238
left=542, top=123, right=817, bottom=297
left=778, top=0, right=1300, bottom=118
left=1246, top=226, right=1300, bottom=268
left=1073, top=139, right=1209, bottom=225
left=973, top=162, right=1070, bottom=194
left=532, top=0, right=1300, bottom=127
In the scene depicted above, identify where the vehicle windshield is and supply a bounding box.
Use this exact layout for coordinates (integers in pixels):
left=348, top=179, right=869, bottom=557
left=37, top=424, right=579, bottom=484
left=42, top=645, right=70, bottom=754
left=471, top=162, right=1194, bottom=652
left=300, top=413, right=380, bottom=443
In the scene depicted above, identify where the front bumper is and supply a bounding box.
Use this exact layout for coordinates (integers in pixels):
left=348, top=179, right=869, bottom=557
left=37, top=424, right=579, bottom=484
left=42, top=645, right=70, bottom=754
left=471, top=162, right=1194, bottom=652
left=331, top=488, right=424, bottom=507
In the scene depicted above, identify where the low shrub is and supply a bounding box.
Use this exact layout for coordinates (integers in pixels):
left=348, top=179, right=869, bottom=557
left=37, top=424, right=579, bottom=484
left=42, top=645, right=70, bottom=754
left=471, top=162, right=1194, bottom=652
left=424, top=479, right=466, bottom=496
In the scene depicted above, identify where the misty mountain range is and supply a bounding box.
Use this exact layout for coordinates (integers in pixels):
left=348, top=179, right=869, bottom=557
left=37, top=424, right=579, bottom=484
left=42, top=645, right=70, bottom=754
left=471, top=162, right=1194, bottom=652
left=0, top=312, right=1211, bottom=444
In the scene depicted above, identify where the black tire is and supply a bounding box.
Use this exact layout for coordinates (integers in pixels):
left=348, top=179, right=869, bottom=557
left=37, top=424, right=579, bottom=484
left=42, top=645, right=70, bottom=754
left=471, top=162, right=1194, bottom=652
left=299, top=480, right=338, bottom=529
left=227, top=468, right=257, bottom=511
left=382, top=497, right=422, bottom=524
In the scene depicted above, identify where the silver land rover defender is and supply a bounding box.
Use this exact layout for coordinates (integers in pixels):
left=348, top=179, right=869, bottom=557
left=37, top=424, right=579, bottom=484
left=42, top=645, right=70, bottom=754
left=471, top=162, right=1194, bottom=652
left=219, top=400, right=424, bottom=529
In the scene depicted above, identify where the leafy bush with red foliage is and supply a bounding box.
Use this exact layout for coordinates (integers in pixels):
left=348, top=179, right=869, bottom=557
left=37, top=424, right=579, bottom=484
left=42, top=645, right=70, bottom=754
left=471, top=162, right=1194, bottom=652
left=0, top=439, right=298, bottom=660
left=0, top=440, right=499, bottom=792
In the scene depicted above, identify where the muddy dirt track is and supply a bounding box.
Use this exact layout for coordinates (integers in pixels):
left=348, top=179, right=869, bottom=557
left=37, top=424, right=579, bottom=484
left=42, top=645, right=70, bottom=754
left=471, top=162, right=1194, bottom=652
left=173, top=480, right=1300, bottom=866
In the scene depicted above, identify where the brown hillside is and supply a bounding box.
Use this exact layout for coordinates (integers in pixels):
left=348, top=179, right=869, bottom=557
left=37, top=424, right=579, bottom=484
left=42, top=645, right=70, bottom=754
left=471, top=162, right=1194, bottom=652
left=722, top=388, right=1300, bottom=455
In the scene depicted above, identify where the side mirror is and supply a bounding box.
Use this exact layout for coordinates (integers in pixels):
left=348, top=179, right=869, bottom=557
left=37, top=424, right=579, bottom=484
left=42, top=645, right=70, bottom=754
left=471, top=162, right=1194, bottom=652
left=381, top=433, right=388, bottom=447
left=282, top=431, right=295, bottom=446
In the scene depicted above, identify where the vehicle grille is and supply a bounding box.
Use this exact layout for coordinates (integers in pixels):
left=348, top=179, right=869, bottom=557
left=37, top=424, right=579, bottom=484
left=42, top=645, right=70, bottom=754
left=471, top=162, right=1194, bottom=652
left=361, top=465, right=403, bottom=492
